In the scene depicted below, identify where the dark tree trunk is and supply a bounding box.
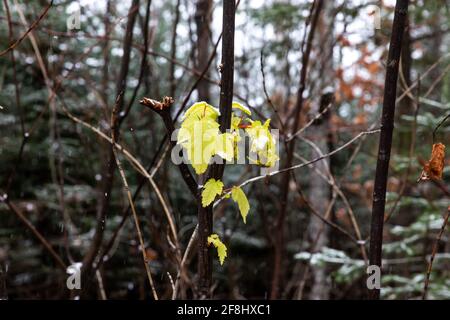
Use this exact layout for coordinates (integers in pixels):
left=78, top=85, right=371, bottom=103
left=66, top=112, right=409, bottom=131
left=170, top=0, right=181, bottom=98
left=368, top=0, right=409, bottom=300
left=195, top=0, right=213, bottom=102
left=197, top=0, right=235, bottom=299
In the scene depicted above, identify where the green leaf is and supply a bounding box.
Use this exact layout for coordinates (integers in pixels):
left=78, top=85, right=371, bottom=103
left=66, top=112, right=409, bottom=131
left=232, top=101, right=252, bottom=115
left=231, top=186, right=250, bottom=223
left=207, top=233, right=227, bottom=265
left=201, top=179, right=224, bottom=207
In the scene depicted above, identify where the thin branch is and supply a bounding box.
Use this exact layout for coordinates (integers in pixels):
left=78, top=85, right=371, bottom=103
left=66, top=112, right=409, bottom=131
left=140, top=97, right=199, bottom=198
left=82, top=0, right=140, bottom=290
left=111, top=106, right=159, bottom=300
left=260, top=48, right=284, bottom=130
left=232, top=129, right=380, bottom=192
left=58, top=100, right=179, bottom=253
left=295, top=140, right=368, bottom=264
left=0, top=0, right=54, bottom=57
left=0, top=194, right=67, bottom=271
left=123, top=0, right=152, bottom=119
left=272, top=0, right=323, bottom=299
left=422, top=207, right=449, bottom=300
left=432, top=111, right=450, bottom=144
left=287, top=103, right=333, bottom=142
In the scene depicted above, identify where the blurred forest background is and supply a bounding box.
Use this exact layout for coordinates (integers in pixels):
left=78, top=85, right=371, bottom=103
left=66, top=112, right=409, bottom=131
left=0, top=0, right=449, bottom=300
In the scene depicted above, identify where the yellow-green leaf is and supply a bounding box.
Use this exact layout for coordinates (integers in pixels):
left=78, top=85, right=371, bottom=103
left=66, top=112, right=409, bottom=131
left=245, top=119, right=279, bottom=168
left=232, top=102, right=251, bottom=115
left=201, top=179, right=224, bottom=207
left=177, top=115, right=220, bottom=174
left=215, top=133, right=235, bottom=162
left=207, top=233, right=227, bottom=265
left=182, top=101, right=220, bottom=121
left=231, top=114, right=242, bottom=131
left=231, top=186, right=250, bottom=223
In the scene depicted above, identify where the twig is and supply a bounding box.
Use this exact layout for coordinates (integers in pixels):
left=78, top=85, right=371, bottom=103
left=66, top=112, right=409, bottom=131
left=0, top=194, right=67, bottom=271
left=294, top=184, right=357, bottom=243
left=172, top=224, right=198, bottom=299
left=385, top=78, right=420, bottom=223
left=3, top=0, right=24, bottom=134
left=273, top=0, right=324, bottom=299
left=294, top=145, right=368, bottom=264
left=82, top=0, right=141, bottom=289
left=230, top=129, right=380, bottom=192
left=167, top=272, right=175, bottom=297
left=287, top=103, right=333, bottom=142
left=111, top=106, right=159, bottom=300
left=260, top=48, right=284, bottom=129
left=0, top=0, right=54, bottom=57
left=93, top=141, right=171, bottom=273
left=122, top=0, right=153, bottom=120
left=422, top=207, right=449, bottom=300
left=432, top=111, right=450, bottom=144
left=59, top=101, right=179, bottom=251
left=140, top=97, right=199, bottom=198
left=95, top=270, right=107, bottom=300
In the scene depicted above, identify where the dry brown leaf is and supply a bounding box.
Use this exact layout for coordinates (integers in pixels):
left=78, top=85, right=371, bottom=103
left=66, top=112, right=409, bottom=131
left=419, top=143, right=446, bottom=181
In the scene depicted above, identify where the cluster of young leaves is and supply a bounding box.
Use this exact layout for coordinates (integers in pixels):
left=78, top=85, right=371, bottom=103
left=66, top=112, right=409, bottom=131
left=177, top=101, right=279, bottom=265
left=177, top=101, right=278, bottom=174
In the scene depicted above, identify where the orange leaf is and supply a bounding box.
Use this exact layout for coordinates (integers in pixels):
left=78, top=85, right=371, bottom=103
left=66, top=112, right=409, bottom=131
left=419, top=143, right=446, bottom=181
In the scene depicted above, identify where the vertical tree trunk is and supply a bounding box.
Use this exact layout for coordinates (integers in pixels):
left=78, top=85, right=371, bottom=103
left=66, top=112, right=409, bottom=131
left=0, top=263, right=7, bottom=300
left=272, top=0, right=323, bottom=300
left=170, top=0, right=181, bottom=98
left=195, top=0, right=213, bottom=101
left=197, top=0, right=235, bottom=299
left=368, top=0, right=409, bottom=300
left=307, top=0, right=335, bottom=299
left=81, top=0, right=139, bottom=297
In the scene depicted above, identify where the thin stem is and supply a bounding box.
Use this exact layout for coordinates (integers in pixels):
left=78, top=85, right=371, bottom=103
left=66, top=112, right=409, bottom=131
left=422, top=207, right=449, bottom=299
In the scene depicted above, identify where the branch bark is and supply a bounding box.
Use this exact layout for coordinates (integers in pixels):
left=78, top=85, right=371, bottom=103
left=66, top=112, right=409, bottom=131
left=170, top=0, right=181, bottom=98
left=139, top=97, right=199, bottom=198
left=368, top=0, right=409, bottom=300
left=197, top=0, right=235, bottom=299
left=195, top=0, right=213, bottom=101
